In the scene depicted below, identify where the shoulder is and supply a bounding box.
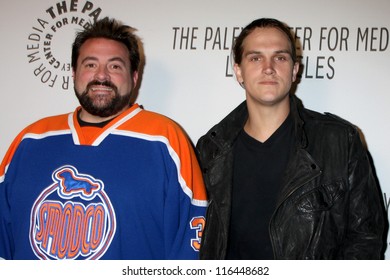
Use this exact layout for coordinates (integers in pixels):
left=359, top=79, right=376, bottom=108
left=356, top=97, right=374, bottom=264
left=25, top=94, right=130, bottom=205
left=137, top=108, right=178, bottom=125
left=135, top=108, right=185, bottom=132
left=197, top=101, right=247, bottom=147
left=301, top=108, right=362, bottom=148
left=125, top=107, right=192, bottom=143
left=302, top=108, right=357, bottom=131
left=293, top=95, right=356, bottom=133
left=23, top=113, right=71, bottom=134
left=0, top=113, right=71, bottom=172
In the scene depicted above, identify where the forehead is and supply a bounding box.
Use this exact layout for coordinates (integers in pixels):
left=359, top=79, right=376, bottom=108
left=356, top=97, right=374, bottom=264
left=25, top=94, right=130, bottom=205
left=243, top=27, right=292, bottom=51
left=78, top=38, right=130, bottom=61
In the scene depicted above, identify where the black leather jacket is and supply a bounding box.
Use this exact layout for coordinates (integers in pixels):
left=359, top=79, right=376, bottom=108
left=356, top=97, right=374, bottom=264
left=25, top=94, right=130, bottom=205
left=196, top=95, right=385, bottom=259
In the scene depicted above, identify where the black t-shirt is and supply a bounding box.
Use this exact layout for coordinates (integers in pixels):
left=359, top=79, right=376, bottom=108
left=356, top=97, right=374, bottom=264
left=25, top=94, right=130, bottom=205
left=77, top=110, right=115, bottom=128
left=226, top=114, right=295, bottom=260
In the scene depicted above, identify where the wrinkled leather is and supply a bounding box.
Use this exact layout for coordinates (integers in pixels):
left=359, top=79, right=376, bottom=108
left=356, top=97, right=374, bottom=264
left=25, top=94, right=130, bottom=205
left=196, top=95, right=385, bottom=259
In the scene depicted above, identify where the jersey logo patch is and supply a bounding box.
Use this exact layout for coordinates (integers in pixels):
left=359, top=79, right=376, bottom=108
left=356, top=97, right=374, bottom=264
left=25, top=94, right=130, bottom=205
left=29, top=165, right=116, bottom=260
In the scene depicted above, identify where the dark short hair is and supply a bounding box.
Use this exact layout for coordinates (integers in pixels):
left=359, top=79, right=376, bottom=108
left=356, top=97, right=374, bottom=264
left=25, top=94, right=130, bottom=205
left=233, top=18, right=297, bottom=65
left=71, top=17, right=140, bottom=75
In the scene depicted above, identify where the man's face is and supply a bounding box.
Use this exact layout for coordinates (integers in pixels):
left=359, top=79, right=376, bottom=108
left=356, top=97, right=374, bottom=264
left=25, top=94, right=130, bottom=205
left=73, top=38, right=138, bottom=122
left=234, top=27, right=299, bottom=108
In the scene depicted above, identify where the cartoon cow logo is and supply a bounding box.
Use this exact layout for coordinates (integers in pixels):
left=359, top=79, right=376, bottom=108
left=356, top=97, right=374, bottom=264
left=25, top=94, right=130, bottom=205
left=30, top=165, right=116, bottom=260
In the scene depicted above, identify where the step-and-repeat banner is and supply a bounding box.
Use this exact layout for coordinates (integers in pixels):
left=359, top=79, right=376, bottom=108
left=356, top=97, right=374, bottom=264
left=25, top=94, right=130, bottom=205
left=1, top=0, right=389, bottom=259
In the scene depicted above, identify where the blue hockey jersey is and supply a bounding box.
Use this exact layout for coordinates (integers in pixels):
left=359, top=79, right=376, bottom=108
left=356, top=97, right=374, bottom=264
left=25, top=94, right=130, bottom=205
left=0, top=104, right=207, bottom=260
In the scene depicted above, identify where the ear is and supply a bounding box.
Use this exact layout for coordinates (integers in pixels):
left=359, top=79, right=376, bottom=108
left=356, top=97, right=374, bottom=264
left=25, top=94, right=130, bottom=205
left=292, top=62, right=299, bottom=82
left=132, top=71, right=139, bottom=88
left=233, top=63, right=243, bottom=84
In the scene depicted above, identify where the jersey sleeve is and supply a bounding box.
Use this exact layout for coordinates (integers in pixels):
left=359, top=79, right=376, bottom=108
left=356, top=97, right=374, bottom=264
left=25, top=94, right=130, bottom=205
left=0, top=129, right=26, bottom=259
left=0, top=169, right=13, bottom=260
left=0, top=114, right=71, bottom=260
left=160, top=121, right=208, bottom=259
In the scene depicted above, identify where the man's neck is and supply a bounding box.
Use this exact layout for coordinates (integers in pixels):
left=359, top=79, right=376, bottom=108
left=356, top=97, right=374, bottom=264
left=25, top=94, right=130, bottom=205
left=244, top=100, right=290, bottom=143
left=78, top=107, right=129, bottom=124
left=77, top=110, right=115, bottom=128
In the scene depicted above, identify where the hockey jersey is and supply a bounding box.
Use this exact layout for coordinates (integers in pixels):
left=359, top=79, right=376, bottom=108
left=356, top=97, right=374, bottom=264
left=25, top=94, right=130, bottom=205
left=0, top=104, right=208, bottom=260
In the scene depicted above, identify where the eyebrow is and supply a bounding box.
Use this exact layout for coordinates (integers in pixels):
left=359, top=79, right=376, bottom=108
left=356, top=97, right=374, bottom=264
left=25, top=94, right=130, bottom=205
left=245, top=49, right=292, bottom=56
left=80, top=56, right=127, bottom=65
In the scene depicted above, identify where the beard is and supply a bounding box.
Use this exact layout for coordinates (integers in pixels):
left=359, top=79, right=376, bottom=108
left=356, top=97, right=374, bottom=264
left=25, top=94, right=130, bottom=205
left=75, top=80, right=132, bottom=118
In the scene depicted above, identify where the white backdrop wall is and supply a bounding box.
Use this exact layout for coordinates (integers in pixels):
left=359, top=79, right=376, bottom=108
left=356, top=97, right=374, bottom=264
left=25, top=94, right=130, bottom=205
left=1, top=0, right=389, bottom=258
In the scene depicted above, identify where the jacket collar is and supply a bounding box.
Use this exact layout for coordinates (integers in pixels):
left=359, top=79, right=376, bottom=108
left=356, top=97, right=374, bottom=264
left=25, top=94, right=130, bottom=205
left=208, top=94, right=307, bottom=149
left=290, top=95, right=308, bottom=148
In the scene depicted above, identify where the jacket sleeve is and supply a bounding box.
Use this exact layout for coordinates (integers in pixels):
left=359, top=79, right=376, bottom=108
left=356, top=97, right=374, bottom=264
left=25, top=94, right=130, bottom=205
left=342, top=129, right=385, bottom=259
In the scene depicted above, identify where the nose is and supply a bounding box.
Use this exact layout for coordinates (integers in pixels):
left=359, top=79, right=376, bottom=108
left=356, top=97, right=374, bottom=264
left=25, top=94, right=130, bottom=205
left=94, top=65, right=110, bottom=81
left=263, top=59, right=275, bottom=75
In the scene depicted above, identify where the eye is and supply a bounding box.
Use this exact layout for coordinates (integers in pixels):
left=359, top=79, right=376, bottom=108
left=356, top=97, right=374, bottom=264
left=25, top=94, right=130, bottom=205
left=249, top=56, right=262, bottom=62
left=108, top=62, right=125, bottom=72
left=85, top=62, right=97, bottom=68
left=275, top=55, right=288, bottom=62
left=275, top=54, right=290, bottom=62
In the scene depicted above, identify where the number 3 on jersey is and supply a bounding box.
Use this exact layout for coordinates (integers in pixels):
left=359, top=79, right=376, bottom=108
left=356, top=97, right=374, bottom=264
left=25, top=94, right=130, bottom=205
left=190, top=216, right=206, bottom=251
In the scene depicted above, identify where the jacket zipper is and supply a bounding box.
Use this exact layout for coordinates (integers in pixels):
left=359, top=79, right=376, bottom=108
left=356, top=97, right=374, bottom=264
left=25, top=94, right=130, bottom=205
left=269, top=159, right=322, bottom=259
